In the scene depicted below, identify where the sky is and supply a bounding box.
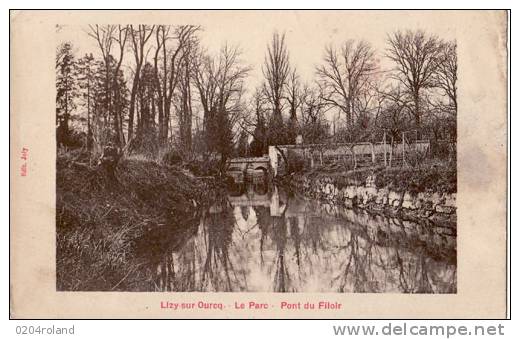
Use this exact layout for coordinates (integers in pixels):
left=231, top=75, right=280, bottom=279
left=56, top=11, right=459, bottom=124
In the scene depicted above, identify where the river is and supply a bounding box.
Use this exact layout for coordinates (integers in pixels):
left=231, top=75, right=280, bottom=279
left=135, top=182, right=456, bottom=293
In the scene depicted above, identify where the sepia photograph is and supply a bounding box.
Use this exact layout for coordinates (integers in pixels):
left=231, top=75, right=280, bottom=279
left=55, top=19, right=457, bottom=293
left=10, top=9, right=507, bottom=319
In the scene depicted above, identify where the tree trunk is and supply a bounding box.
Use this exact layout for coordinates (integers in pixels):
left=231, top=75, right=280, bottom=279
left=162, top=101, right=170, bottom=145
left=413, top=90, right=421, bottom=129
left=346, top=96, right=352, bottom=127
left=128, top=70, right=140, bottom=142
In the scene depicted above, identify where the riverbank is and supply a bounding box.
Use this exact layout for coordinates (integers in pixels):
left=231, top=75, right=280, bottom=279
left=280, top=162, right=457, bottom=226
left=56, top=152, right=214, bottom=291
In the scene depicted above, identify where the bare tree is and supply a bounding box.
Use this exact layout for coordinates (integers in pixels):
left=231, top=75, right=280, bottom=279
left=298, top=84, right=330, bottom=144
left=88, top=24, right=115, bottom=130
left=262, top=32, right=290, bottom=120
left=386, top=30, right=443, bottom=129
left=87, top=24, right=129, bottom=146
left=285, top=68, right=301, bottom=122
left=316, top=40, right=378, bottom=127
left=284, top=68, right=301, bottom=142
left=375, top=84, right=414, bottom=140
left=434, top=40, right=457, bottom=112
left=153, top=25, right=200, bottom=146
left=112, top=25, right=129, bottom=146
left=128, top=25, right=155, bottom=142
left=243, top=87, right=270, bottom=156
left=193, top=44, right=251, bottom=170
left=298, top=85, right=319, bottom=124
left=174, top=33, right=199, bottom=154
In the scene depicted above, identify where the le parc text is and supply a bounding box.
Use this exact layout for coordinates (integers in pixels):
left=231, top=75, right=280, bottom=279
left=234, top=301, right=269, bottom=309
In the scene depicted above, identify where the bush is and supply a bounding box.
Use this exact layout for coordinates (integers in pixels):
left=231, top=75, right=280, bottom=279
left=286, top=149, right=306, bottom=173
left=185, top=158, right=220, bottom=177
left=161, top=148, right=184, bottom=166
left=307, top=159, right=456, bottom=194
left=57, top=127, right=87, bottom=149
left=373, top=161, right=456, bottom=194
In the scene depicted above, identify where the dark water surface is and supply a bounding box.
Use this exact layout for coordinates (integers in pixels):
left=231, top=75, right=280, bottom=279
left=137, top=183, right=456, bottom=293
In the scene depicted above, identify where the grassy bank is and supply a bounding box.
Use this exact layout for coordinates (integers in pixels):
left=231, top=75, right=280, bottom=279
left=56, top=152, right=209, bottom=291
left=294, top=159, right=456, bottom=194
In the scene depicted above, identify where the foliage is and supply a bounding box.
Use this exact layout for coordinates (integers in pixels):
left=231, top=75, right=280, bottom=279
left=286, top=149, right=306, bottom=173
left=56, top=42, right=79, bottom=146
left=185, top=158, right=220, bottom=177
left=235, top=130, right=249, bottom=157
left=193, top=44, right=250, bottom=171
left=374, top=161, right=457, bottom=194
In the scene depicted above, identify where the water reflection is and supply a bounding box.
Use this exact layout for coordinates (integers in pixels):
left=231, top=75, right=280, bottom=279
left=139, top=183, right=456, bottom=293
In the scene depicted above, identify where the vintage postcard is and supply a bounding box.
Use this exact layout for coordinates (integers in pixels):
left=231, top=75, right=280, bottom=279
left=10, top=10, right=508, bottom=318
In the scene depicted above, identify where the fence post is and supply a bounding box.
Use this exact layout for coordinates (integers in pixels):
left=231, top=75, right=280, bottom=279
left=371, top=142, right=375, bottom=164
left=383, top=131, right=387, bottom=167
left=402, top=132, right=406, bottom=167
left=390, top=136, right=393, bottom=167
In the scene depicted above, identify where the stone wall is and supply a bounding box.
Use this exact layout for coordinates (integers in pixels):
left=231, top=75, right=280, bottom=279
left=289, top=174, right=456, bottom=225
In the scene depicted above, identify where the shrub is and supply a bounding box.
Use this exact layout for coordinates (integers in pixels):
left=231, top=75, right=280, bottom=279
left=286, top=149, right=306, bottom=173
left=185, top=158, right=220, bottom=177
left=161, top=148, right=184, bottom=166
